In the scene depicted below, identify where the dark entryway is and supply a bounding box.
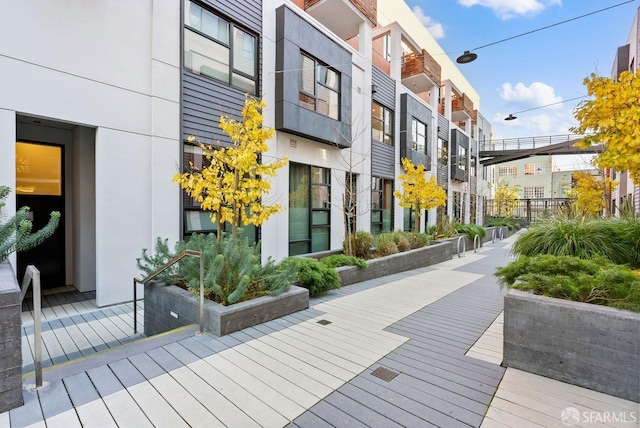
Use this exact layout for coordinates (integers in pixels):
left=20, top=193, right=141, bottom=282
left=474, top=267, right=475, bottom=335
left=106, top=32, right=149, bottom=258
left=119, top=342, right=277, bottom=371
left=16, top=141, right=65, bottom=288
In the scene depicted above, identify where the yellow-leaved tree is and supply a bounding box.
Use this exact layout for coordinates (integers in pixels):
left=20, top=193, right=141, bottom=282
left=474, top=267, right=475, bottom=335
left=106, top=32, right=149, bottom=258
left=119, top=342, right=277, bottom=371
left=571, top=70, right=640, bottom=183
left=565, top=171, right=618, bottom=217
left=493, top=179, right=520, bottom=217
left=173, top=97, right=287, bottom=241
left=393, top=158, right=447, bottom=232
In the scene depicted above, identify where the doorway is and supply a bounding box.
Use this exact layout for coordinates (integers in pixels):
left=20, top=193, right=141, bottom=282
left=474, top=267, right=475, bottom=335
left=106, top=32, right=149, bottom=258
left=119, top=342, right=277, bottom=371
left=15, top=141, right=65, bottom=288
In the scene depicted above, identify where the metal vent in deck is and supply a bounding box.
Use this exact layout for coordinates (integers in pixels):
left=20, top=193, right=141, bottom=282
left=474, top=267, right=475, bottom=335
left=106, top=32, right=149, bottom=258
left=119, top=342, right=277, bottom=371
left=316, top=319, right=332, bottom=325
left=371, top=366, right=399, bottom=382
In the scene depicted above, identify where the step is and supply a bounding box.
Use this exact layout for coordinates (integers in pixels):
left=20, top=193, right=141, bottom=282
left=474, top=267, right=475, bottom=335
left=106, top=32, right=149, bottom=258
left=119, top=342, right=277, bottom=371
left=23, top=324, right=199, bottom=385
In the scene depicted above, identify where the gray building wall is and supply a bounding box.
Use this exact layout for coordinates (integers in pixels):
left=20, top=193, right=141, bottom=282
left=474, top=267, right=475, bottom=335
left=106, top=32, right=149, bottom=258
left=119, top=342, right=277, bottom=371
left=275, top=6, right=352, bottom=147
left=182, top=0, right=262, bottom=143
left=436, top=114, right=449, bottom=188
left=371, top=66, right=396, bottom=178
left=399, top=93, right=432, bottom=171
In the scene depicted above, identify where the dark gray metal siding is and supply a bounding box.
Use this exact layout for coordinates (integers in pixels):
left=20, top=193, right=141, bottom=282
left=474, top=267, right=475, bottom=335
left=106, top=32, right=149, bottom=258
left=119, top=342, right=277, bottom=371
left=371, top=66, right=396, bottom=178
left=372, top=66, right=395, bottom=110
left=182, top=0, right=262, bottom=144
left=399, top=93, right=432, bottom=171
left=275, top=6, right=352, bottom=147
left=437, top=114, right=449, bottom=140
left=371, top=141, right=395, bottom=178
left=451, top=129, right=469, bottom=182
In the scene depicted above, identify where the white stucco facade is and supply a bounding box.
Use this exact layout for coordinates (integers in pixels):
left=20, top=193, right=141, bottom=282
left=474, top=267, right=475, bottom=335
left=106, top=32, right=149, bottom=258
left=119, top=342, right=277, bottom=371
left=0, top=1, right=181, bottom=306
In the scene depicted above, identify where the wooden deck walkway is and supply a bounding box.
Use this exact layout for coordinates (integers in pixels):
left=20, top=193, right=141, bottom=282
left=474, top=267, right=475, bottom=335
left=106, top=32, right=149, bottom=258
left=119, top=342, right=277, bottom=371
left=3, top=233, right=638, bottom=427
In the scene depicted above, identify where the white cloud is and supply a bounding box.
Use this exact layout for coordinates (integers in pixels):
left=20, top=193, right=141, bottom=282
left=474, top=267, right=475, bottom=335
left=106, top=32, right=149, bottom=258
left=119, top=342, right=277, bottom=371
left=499, top=81, right=562, bottom=108
left=492, top=108, right=578, bottom=139
left=458, top=0, right=561, bottom=20
left=412, top=6, right=445, bottom=39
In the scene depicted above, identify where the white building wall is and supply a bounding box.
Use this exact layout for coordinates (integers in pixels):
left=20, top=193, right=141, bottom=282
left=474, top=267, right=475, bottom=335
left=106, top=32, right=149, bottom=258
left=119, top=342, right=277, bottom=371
left=0, top=1, right=181, bottom=306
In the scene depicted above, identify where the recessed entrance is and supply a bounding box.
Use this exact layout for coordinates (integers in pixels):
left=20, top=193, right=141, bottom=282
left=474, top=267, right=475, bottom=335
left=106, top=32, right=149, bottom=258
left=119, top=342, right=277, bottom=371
left=16, top=142, right=65, bottom=288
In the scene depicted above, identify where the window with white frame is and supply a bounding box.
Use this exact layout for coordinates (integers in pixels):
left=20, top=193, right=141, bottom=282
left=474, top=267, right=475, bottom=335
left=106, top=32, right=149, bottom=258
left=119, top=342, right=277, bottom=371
left=498, top=165, right=517, bottom=177
left=523, top=186, right=545, bottom=198
left=411, top=118, right=427, bottom=154
left=525, top=163, right=545, bottom=175
left=184, top=0, right=258, bottom=94
left=299, top=53, right=340, bottom=120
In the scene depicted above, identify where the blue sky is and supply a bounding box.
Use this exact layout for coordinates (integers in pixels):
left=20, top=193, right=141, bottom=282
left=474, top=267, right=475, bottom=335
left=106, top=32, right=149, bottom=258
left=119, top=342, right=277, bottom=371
left=404, top=0, right=638, bottom=169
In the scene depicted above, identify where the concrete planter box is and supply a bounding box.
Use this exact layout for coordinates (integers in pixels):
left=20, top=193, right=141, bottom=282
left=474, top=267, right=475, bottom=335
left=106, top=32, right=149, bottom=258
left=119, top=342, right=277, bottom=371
left=0, top=262, right=23, bottom=412
left=504, top=289, right=640, bottom=402
left=144, top=282, right=309, bottom=337
left=337, top=241, right=453, bottom=286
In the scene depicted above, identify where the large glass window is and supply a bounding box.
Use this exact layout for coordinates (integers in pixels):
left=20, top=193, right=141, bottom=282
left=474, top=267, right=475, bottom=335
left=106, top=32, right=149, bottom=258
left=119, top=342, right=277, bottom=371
left=411, top=118, right=427, bottom=154
left=372, top=102, right=394, bottom=145
left=523, top=186, right=545, bottom=199
left=299, top=53, right=340, bottom=120
left=289, top=163, right=331, bottom=255
left=437, top=137, right=448, bottom=164
left=184, top=0, right=257, bottom=94
left=525, top=163, right=545, bottom=175
left=458, top=146, right=467, bottom=171
left=371, top=177, right=393, bottom=234
left=498, top=165, right=517, bottom=177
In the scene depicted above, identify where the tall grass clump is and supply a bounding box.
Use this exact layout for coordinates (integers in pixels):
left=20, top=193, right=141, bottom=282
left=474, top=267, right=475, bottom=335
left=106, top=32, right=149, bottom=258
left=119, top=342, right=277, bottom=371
left=455, top=223, right=486, bottom=240
left=512, top=218, right=640, bottom=268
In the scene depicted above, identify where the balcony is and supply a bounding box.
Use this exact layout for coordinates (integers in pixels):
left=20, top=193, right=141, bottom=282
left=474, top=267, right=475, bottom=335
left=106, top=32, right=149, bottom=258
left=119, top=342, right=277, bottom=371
left=401, top=49, right=441, bottom=94
left=304, top=0, right=377, bottom=40
left=451, top=92, right=474, bottom=123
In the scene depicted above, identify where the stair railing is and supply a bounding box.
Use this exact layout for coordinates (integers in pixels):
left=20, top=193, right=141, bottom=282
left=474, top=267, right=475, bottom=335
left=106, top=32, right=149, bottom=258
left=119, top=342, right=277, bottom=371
left=21, top=265, right=43, bottom=387
left=133, top=250, right=204, bottom=334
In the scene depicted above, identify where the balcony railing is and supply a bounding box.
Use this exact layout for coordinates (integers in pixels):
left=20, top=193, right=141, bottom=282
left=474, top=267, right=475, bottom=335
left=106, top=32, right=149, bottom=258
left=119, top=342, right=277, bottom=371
left=305, top=0, right=377, bottom=25
left=452, top=93, right=474, bottom=117
left=401, top=49, right=441, bottom=87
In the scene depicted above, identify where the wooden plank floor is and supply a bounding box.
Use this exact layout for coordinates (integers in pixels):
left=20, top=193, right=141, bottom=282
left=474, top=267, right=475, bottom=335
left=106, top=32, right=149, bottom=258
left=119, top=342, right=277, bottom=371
left=21, top=297, right=144, bottom=374
left=6, top=232, right=637, bottom=427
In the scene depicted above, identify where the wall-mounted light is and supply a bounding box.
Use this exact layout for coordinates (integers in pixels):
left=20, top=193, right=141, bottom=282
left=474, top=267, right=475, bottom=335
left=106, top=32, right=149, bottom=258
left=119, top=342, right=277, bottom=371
left=372, top=84, right=378, bottom=94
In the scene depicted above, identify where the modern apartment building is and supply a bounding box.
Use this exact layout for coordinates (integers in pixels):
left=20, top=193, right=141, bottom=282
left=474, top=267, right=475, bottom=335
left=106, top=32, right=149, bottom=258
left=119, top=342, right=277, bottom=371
left=610, top=6, right=640, bottom=216
left=1, top=0, right=492, bottom=306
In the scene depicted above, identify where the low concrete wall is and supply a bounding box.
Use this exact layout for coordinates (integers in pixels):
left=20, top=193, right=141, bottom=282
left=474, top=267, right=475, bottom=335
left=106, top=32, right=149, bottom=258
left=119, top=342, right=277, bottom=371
left=504, top=289, right=640, bottom=402
left=0, top=262, right=23, bottom=412
left=144, top=283, right=309, bottom=337
left=337, top=241, right=453, bottom=286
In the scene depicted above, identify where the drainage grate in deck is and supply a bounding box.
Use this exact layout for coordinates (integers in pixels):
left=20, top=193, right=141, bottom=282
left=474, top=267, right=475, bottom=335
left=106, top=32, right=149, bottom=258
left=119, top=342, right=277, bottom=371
left=316, top=319, right=332, bottom=325
left=371, top=366, right=399, bottom=382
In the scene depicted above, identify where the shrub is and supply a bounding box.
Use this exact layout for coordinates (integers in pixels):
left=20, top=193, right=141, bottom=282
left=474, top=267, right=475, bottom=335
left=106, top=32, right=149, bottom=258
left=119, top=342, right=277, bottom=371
left=320, top=254, right=367, bottom=269
left=512, top=218, right=640, bottom=268
left=0, top=186, right=60, bottom=262
left=402, top=231, right=430, bottom=249
left=279, top=257, right=340, bottom=297
left=137, top=234, right=295, bottom=306
left=428, top=216, right=458, bottom=239
left=496, top=254, right=640, bottom=312
left=346, top=231, right=373, bottom=259
left=454, top=223, right=486, bottom=240
left=392, top=233, right=411, bottom=252
left=374, top=233, right=398, bottom=257
left=486, top=216, right=518, bottom=230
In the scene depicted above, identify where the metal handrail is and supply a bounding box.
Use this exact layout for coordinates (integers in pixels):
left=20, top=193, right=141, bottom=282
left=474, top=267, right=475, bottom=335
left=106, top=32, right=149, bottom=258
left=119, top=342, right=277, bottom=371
left=456, top=236, right=466, bottom=258
left=473, top=234, right=480, bottom=253
left=21, top=265, right=43, bottom=387
left=133, top=250, right=204, bottom=334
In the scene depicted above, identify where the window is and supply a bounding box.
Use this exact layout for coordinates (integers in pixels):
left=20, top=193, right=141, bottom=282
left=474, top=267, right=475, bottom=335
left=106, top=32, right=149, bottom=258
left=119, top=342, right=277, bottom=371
left=437, top=138, right=448, bottom=164
left=525, top=163, right=545, bottom=175
left=403, top=208, right=416, bottom=232
left=371, top=177, right=393, bottom=234
left=383, top=34, right=392, bottom=61
left=184, top=0, right=257, bottom=94
left=289, top=163, right=331, bottom=256
left=299, top=53, right=340, bottom=120
left=498, top=165, right=517, bottom=177
left=523, top=186, right=545, bottom=198
left=411, top=118, right=427, bottom=154
left=470, top=156, right=477, bottom=177
left=372, top=102, right=393, bottom=145
left=458, top=146, right=467, bottom=171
